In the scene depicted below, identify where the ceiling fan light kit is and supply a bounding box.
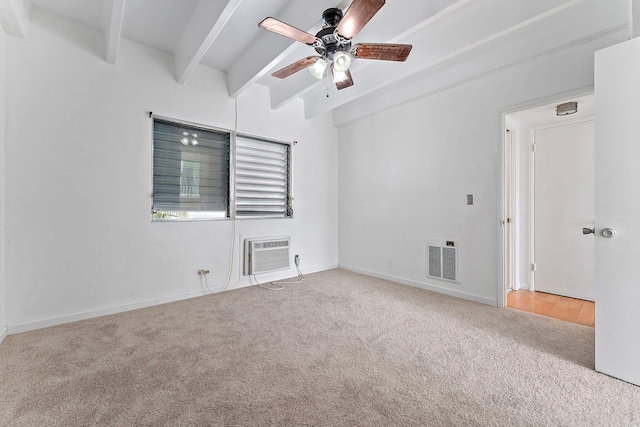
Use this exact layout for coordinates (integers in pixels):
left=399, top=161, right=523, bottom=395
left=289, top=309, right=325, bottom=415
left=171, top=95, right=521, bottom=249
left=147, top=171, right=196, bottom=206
left=333, top=51, right=352, bottom=72
left=333, top=69, right=349, bottom=83
left=258, top=0, right=412, bottom=91
left=309, top=58, right=328, bottom=79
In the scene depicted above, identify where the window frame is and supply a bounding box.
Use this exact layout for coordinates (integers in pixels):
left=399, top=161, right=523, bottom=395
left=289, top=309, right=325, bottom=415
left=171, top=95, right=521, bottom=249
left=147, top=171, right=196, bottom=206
left=150, top=115, right=294, bottom=222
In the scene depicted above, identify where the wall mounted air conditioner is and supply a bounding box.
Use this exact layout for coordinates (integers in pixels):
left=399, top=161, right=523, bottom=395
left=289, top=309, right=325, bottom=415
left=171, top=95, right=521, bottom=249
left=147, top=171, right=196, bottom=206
left=244, top=237, right=290, bottom=275
left=426, top=239, right=459, bottom=283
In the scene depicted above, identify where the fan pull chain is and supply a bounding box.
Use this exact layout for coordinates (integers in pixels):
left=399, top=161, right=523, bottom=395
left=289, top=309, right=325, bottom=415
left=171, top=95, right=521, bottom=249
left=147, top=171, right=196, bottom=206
left=326, top=71, right=330, bottom=98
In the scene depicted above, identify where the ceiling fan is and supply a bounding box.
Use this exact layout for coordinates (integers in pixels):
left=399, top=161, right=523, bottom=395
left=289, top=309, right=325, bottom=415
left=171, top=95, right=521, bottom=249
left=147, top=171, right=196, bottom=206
left=258, top=0, right=412, bottom=90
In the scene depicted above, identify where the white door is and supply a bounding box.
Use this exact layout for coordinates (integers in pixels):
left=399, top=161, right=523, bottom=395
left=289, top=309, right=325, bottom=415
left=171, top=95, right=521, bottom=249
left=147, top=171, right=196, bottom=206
left=594, top=38, right=640, bottom=386
left=534, top=121, right=595, bottom=301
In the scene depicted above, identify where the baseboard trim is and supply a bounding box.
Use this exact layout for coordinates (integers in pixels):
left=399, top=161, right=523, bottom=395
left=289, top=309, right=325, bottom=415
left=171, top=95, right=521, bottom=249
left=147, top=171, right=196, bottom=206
left=339, top=264, right=497, bottom=306
left=7, top=264, right=338, bottom=335
left=7, top=290, right=212, bottom=335
left=0, top=326, right=7, bottom=344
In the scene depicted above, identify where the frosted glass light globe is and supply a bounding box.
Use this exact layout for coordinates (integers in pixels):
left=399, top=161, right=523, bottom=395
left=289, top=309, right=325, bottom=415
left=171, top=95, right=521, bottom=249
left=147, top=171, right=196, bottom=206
left=333, top=51, right=352, bottom=72
left=333, top=70, right=348, bottom=83
left=309, top=58, right=327, bottom=79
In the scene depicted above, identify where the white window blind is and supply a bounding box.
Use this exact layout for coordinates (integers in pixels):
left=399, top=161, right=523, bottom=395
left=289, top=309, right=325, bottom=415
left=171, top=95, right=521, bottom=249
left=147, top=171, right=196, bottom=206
left=153, top=119, right=230, bottom=219
left=235, top=136, right=291, bottom=218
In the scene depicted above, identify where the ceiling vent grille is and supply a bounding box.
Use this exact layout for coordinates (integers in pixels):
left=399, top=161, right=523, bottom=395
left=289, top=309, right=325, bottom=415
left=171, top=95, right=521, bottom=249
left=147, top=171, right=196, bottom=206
left=426, top=239, right=459, bottom=283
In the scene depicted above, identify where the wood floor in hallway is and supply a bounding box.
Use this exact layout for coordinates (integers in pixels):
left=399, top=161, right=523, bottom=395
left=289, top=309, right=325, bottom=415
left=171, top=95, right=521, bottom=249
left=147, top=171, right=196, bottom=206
left=507, top=290, right=595, bottom=327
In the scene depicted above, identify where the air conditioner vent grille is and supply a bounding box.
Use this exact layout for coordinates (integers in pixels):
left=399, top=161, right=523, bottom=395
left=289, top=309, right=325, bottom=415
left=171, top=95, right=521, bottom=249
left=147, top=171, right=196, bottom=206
left=427, top=239, right=459, bottom=283
left=255, top=247, right=289, bottom=272
left=442, top=247, right=457, bottom=281
left=429, top=246, right=442, bottom=278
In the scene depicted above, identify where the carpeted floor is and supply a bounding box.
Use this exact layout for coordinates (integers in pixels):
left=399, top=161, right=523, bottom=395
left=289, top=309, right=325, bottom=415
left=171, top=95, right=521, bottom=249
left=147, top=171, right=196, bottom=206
left=1, top=268, right=639, bottom=426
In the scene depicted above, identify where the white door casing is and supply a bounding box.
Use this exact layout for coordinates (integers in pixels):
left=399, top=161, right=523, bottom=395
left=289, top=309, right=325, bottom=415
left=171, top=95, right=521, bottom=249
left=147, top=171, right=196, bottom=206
left=594, top=38, right=640, bottom=387
left=504, top=128, right=516, bottom=293
left=534, top=121, right=595, bottom=301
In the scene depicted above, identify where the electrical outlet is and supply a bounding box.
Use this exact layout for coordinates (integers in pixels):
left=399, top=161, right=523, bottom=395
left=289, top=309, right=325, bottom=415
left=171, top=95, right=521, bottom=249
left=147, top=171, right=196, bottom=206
left=387, top=259, right=393, bottom=268
left=294, top=255, right=300, bottom=266
left=199, top=269, right=210, bottom=275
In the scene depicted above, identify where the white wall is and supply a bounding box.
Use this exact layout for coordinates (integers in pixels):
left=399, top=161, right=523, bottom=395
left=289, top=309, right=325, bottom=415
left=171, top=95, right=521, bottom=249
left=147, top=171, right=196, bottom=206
left=0, top=25, right=7, bottom=342
left=338, top=35, right=615, bottom=306
left=4, top=9, right=338, bottom=332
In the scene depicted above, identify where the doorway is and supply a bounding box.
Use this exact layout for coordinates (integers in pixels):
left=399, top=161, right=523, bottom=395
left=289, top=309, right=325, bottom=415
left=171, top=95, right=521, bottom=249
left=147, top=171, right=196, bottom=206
left=534, top=121, right=595, bottom=301
left=502, top=94, right=595, bottom=325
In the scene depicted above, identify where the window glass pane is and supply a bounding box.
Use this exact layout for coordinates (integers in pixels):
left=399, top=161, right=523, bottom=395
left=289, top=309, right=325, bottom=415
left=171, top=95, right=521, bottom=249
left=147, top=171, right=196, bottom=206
left=153, top=119, right=230, bottom=220
left=181, top=160, right=201, bottom=198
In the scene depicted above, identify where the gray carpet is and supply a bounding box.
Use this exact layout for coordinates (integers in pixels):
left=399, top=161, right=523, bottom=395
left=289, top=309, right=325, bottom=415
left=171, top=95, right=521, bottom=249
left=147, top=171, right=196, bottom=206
left=1, top=268, right=639, bottom=426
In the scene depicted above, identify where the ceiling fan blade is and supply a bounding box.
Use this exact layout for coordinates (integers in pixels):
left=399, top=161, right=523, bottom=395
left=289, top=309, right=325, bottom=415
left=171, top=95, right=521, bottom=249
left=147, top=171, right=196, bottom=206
left=332, top=69, right=354, bottom=90
left=259, top=17, right=319, bottom=45
left=272, top=56, right=322, bottom=79
left=352, top=43, right=412, bottom=61
left=337, top=0, right=386, bottom=39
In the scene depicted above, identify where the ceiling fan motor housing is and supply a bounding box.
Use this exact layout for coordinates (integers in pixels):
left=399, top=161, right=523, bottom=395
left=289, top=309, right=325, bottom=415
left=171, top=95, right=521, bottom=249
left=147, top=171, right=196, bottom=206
left=322, top=8, right=343, bottom=27
left=315, top=9, right=351, bottom=61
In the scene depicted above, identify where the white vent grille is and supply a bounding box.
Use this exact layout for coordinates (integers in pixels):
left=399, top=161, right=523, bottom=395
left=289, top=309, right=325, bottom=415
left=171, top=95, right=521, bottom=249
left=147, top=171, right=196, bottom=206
left=429, top=246, right=442, bottom=278
left=244, top=237, right=290, bottom=275
left=427, top=239, right=459, bottom=283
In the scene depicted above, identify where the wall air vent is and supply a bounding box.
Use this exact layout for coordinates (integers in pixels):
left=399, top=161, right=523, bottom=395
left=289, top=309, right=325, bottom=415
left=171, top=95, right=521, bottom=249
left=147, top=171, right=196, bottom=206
left=244, top=237, right=290, bottom=275
left=426, top=239, right=459, bottom=283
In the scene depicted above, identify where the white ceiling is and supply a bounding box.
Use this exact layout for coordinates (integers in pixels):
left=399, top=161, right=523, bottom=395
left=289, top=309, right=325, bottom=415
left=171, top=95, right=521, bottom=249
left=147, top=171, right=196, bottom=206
left=14, top=0, right=633, bottom=125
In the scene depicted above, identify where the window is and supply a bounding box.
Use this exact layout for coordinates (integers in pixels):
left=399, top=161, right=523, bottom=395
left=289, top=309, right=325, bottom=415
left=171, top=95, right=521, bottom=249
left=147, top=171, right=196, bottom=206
left=152, top=119, right=230, bottom=220
left=235, top=135, right=292, bottom=218
left=152, top=117, right=292, bottom=221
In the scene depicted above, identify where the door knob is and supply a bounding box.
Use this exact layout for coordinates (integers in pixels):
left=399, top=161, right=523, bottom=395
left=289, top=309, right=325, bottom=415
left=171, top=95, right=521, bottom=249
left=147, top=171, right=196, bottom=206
left=583, top=227, right=595, bottom=235
left=602, top=228, right=616, bottom=238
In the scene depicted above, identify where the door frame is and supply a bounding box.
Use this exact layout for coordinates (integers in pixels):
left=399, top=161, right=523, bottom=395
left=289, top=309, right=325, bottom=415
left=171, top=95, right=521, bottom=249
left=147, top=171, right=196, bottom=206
left=497, top=88, right=594, bottom=308
left=502, top=126, right=517, bottom=296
